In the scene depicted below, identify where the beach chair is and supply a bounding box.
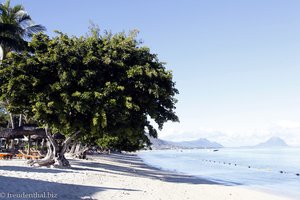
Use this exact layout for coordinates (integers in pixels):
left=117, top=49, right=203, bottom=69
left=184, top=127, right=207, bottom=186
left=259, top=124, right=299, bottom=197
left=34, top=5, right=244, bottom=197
left=15, top=153, right=23, bottom=159
left=18, top=150, right=41, bottom=160
left=0, top=153, right=13, bottom=159
left=29, top=148, right=45, bottom=158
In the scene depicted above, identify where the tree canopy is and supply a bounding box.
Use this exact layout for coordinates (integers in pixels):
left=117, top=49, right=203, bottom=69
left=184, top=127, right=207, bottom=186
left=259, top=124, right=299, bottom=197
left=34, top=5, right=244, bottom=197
left=0, top=28, right=179, bottom=151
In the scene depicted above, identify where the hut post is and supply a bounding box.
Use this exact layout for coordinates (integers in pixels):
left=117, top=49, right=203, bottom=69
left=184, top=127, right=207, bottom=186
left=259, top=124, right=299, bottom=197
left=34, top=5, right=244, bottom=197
left=5, top=140, right=9, bottom=149
left=27, top=135, right=31, bottom=155
left=9, top=138, right=14, bottom=150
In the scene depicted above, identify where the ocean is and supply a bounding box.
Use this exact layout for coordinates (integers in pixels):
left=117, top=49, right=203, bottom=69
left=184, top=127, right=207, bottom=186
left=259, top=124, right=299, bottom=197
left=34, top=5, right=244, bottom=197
left=138, top=148, right=300, bottom=199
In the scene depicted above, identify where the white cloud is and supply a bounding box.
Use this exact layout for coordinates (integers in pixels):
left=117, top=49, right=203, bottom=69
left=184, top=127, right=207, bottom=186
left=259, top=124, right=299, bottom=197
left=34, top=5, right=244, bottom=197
left=158, top=123, right=225, bottom=142
left=277, top=120, right=300, bottom=129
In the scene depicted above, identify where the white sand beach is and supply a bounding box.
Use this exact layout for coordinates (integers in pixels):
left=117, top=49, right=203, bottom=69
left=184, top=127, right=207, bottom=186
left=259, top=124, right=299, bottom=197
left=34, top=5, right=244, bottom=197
left=0, top=153, right=292, bottom=200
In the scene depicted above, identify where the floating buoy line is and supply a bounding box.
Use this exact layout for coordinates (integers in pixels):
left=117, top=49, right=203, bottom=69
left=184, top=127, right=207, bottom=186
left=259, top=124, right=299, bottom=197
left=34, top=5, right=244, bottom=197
left=201, top=159, right=300, bottom=177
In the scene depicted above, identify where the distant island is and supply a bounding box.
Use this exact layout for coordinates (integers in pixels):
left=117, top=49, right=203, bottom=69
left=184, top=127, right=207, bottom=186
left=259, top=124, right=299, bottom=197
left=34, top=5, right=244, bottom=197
left=148, top=136, right=290, bottom=149
left=254, top=137, right=288, bottom=148
left=148, top=136, right=223, bottom=150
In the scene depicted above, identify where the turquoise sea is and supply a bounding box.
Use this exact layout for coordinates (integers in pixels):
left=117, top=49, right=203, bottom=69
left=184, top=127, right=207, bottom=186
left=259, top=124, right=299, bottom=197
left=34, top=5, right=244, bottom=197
left=139, top=148, right=300, bottom=199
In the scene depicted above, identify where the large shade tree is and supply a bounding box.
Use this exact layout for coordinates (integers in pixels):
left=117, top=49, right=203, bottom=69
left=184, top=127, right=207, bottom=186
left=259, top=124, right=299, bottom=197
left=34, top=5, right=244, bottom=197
left=0, top=29, right=179, bottom=167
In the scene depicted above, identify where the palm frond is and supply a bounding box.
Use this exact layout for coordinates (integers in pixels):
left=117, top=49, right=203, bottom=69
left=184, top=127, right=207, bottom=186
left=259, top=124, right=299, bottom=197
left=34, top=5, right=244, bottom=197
left=16, top=11, right=31, bottom=23
left=24, top=24, right=46, bottom=38
left=0, top=4, right=7, bottom=15
left=0, top=5, right=9, bottom=22
left=4, top=0, right=10, bottom=10
left=11, top=4, right=24, bottom=15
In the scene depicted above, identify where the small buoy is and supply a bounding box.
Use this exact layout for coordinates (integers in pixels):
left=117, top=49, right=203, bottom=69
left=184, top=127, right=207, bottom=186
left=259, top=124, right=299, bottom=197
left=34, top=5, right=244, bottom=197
left=248, top=166, right=251, bottom=168
left=296, top=173, right=299, bottom=176
left=234, top=164, right=237, bottom=166
left=280, top=171, right=283, bottom=174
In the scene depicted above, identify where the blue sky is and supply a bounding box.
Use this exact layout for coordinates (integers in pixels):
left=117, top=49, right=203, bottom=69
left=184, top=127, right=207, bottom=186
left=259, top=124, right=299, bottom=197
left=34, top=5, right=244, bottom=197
left=11, top=0, right=300, bottom=146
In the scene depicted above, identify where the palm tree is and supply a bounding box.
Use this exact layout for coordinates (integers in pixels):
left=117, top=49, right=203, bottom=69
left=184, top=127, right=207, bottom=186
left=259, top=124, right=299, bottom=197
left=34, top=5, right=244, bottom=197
left=0, top=0, right=45, bottom=128
left=0, top=0, right=46, bottom=60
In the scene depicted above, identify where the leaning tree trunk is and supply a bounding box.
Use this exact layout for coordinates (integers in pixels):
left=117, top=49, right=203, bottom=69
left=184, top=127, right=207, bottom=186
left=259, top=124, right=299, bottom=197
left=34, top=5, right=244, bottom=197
left=28, top=129, right=80, bottom=167
left=68, top=142, right=90, bottom=159
left=9, top=113, right=14, bottom=129
left=68, top=143, right=77, bottom=154
left=3, top=99, right=15, bottom=129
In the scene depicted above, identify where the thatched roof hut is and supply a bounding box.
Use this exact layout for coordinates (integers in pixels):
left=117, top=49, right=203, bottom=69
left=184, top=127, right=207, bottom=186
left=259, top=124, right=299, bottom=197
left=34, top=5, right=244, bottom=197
left=0, top=125, right=46, bottom=139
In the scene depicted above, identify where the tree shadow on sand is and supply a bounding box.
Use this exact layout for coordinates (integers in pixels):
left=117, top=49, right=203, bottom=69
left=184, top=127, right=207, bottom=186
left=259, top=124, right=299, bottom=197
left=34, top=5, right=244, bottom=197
left=0, top=165, right=75, bottom=174
left=0, top=176, right=139, bottom=200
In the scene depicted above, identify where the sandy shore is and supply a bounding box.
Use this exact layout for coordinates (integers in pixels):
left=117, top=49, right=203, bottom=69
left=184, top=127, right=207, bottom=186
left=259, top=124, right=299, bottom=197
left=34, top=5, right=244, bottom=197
left=0, top=153, right=292, bottom=200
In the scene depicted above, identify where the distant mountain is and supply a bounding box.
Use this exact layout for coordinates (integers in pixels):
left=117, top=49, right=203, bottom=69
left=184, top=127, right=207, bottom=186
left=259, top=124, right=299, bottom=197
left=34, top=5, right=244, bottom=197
left=255, top=137, right=288, bottom=148
left=148, top=136, right=223, bottom=150
left=148, top=137, right=178, bottom=150
left=170, top=138, right=223, bottom=148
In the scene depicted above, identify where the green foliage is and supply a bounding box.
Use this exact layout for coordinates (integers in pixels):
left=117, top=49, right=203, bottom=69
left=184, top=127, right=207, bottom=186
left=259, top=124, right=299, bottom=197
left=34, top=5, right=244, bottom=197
left=0, top=51, right=34, bottom=117
left=0, top=27, right=179, bottom=151
left=96, top=134, right=118, bottom=149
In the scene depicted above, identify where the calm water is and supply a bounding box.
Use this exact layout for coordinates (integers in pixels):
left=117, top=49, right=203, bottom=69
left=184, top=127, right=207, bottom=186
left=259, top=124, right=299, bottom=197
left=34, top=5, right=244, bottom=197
left=139, top=148, right=300, bottom=199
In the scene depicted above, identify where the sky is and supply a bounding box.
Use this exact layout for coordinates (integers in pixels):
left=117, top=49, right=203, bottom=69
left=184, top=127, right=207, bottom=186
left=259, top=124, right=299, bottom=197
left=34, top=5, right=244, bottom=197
left=9, top=0, right=300, bottom=147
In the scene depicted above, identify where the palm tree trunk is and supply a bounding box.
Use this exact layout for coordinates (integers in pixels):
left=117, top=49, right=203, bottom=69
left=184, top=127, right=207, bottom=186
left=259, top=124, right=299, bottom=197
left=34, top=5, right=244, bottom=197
left=9, top=113, right=14, bottom=129
left=19, top=114, right=22, bottom=127
left=0, top=45, right=4, bottom=61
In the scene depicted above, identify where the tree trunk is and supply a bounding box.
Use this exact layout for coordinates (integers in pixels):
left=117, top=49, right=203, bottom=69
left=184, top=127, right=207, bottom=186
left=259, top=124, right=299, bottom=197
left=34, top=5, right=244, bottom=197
left=2, top=99, right=13, bottom=129
left=19, top=114, right=22, bottom=127
left=9, top=113, right=14, bottom=129
left=40, top=139, right=45, bottom=153
left=68, top=143, right=76, bottom=154
left=68, top=142, right=90, bottom=159
left=28, top=129, right=80, bottom=168
left=0, top=45, right=5, bottom=61
left=41, top=139, right=45, bottom=148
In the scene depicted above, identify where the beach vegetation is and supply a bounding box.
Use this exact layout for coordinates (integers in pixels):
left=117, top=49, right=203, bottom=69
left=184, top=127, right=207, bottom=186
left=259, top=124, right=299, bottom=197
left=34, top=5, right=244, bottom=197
left=0, top=27, right=178, bottom=167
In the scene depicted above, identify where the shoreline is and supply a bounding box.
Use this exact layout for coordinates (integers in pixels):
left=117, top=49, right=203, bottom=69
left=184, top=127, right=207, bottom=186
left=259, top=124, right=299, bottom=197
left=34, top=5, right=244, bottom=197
left=138, top=151, right=294, bottom=199
left=0, top=153, right=293, bottom=200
